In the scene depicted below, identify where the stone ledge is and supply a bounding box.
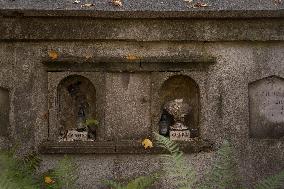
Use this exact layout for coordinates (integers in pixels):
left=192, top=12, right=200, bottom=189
left=0, top=0, right=283, bottom=18
left=0, top=18, right=283, bottom=41
left=44, top=55, right=215, bottom=72
left=39, top=139, right=213, bottom=154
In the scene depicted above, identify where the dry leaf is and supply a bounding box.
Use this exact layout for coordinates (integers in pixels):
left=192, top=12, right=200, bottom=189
left=48, top=50, right=58, bottom=60
left=81, top=3, right=95, bottom=7
left=73, top=0, right=80, bottom=4
left=142, top=138, right=153, bottom=149
left=84, top=54, right=93, bottom=59
left=126, top=54, right=139, bottom=61
left=112, top=0, right=122, bottom=6
left=184, top=0, right=193, bottom=3
left=44, top=176, right=55, bottom=184
left=193, top=2, right=208, bottom=8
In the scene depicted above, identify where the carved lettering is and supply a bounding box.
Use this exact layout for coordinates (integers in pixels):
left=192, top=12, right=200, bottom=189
left=249, top=76, right=284, bottom=138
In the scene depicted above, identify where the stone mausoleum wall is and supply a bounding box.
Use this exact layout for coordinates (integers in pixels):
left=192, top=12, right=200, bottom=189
left=0, top=0, right=283, bottom=188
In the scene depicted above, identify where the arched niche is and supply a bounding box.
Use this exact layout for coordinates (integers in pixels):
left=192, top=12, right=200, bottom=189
left=159, top=75, right=200, bottom=137
left=57, top=75, right=96, bottom=138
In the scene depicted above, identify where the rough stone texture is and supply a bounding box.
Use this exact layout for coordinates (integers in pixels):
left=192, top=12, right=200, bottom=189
left=0, top=18, right=283, bottom=41
left=0, top=0, right=283, bottom=18
left=0, top=9, right=283, bottom=188
left=0, top=41, right=282, bottom=188
left=105, top=72, right=151, bottom=140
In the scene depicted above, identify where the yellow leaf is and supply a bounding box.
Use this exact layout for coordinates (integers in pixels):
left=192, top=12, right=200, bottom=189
left=48, top=50, right=58, bottom=60
left=142, top=138, right=153, bottom=149
left=126, top=54, right=139, bottom=61
left=44, top=176, right=55, bottom=184
left=112, top=0, right=122, bottom=6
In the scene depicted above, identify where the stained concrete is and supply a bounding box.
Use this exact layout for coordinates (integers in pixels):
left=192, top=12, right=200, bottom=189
left=0, top=6, right=283, bottom=188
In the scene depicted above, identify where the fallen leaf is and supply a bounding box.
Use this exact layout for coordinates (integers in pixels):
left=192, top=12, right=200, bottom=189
left=112, top=0, right=122, bottom=6
left=44, top=176, right=55, bottom=184
left=126, top=54, right=139, bottom=61
left=81, top=3, right=95, bottom=7
left=193, top=2, right=208, bottom=8
left=142, top=138, right=153, bottom=149
left=184, top=0, right=193, bottom=2
left=73, top=0, right=80, bottom=4
left=48, top=50, right=58, bottom=60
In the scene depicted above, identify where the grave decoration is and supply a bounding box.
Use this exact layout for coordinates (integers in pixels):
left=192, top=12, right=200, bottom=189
left=164, top=98, right=192, bottom=141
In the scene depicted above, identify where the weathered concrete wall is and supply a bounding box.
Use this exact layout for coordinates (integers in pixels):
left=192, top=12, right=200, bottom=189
left=0, top=40, right=283, bottom=188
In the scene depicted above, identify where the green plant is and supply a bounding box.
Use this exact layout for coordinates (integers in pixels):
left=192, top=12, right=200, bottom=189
left=154, top=133, right=284, bottom=189
left=154, top=133, right=196, bottom=189
left=45, top=156, right=78, bottom=189
left=103, top=173, right=159, bottom=189
left=198, top=140, right=240, bottom=189
left=0, top=149, right=41, bottom=189
left=85, top=118, right=99, bottom=127
left=254, top=170, right=284, bottom=189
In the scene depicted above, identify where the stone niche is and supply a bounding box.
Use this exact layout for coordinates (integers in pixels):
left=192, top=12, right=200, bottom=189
left=0, top=87, right=9, bottom=137
left=48, top=72, right=105, bottom=141
left=249, top=75, right=284, bottom=139
left=159, top=75, right=200, bottom=138
left=57, top=75, right=97, bottom=141
left=42, top=59, right=213, bottom=154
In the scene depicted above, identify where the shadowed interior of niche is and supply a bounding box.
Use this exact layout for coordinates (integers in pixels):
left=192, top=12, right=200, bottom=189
left=159, top=75, right=200, bottom=138
left=57, top=75, right=96, bottom=139
left=0, top=87, right=9, bottom=137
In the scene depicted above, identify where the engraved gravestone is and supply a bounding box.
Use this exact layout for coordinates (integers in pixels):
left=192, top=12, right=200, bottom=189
left=249, top=76, right=284, bottom=138
left=0, top=88, right=9, bottom=137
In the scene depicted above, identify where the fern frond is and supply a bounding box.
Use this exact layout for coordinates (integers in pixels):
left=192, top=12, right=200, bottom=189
left=0, top=173, right=17, bottom=189
left=102, top=179, right=124, bottom=189
left=126, top=174, right=159, bottom=189
left=198, top=140, right=240, bottom=189
left=103, top=173, right=158, bottom=189
left=0, top=149, right=40, bottom=189
left=254, top=170, right=284, bottom=189
left=49, top=155, right=78, bottom=189
left=21, top=152, right=42, bottom=174
left=154, top=132, right=196, bottom=189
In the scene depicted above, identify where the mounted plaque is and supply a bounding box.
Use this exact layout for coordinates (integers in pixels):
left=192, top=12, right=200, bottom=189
left=249, top=76, right=284, bottom=138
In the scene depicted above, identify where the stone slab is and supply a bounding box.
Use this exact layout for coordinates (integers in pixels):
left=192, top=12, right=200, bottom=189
left=249, top=76, right=284, bottom=138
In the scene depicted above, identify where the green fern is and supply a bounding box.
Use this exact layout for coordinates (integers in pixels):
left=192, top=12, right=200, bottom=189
left=254, top=170, right=284, bottom=189
left=0, top=149, right=41, bottom=189
left=198, top=140, right=240, bottom=189
left=103, top=179, right=124, bottom=189
left=103, top=173, right=159, bottom=189
left=154, top=132, right=196, bottom=189
left=45, top=155, right=78, bottom=189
